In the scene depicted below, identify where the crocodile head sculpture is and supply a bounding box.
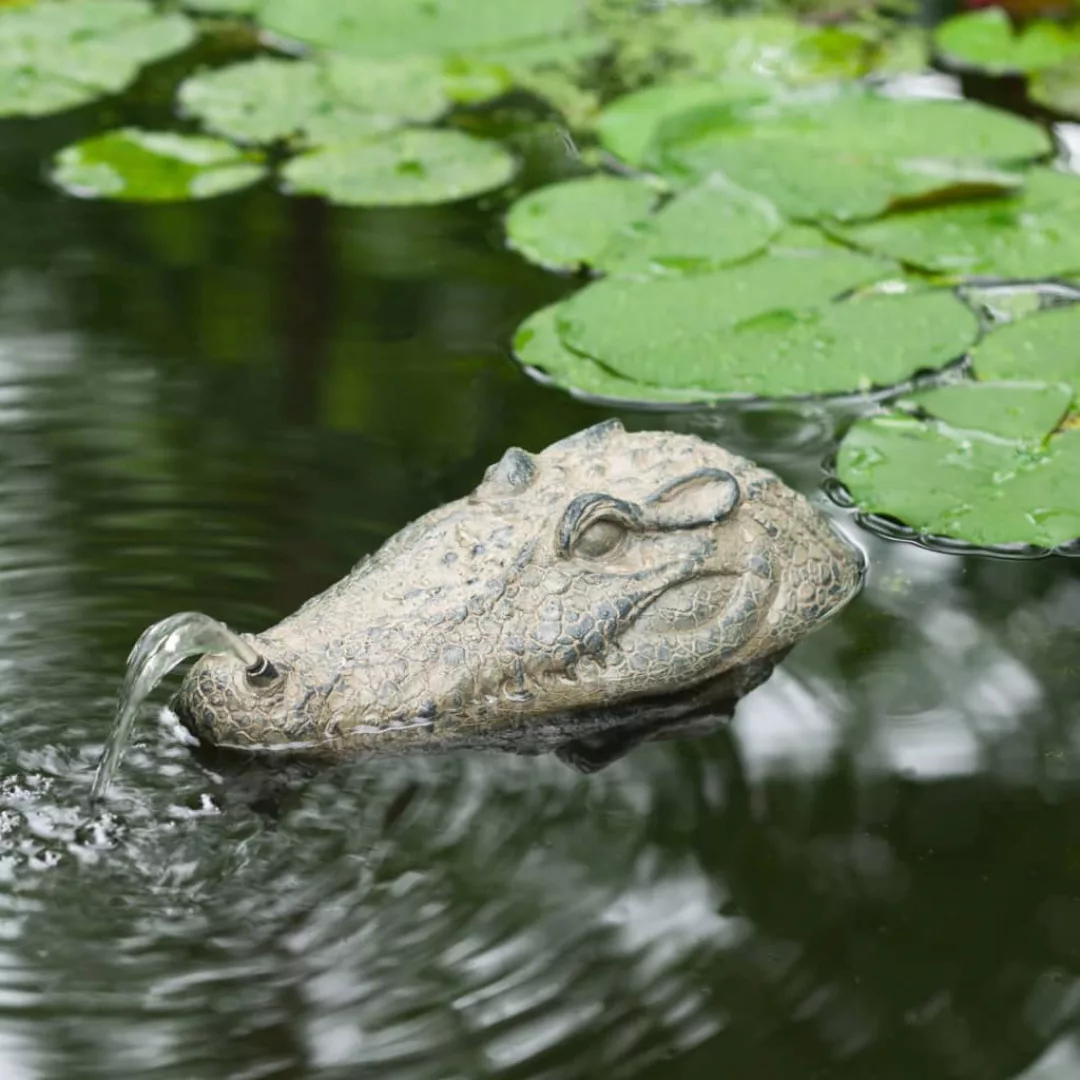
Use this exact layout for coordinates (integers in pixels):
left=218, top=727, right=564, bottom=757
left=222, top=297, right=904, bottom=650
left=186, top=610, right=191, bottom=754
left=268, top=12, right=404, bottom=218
left=174, top=421, right=864, bottom=767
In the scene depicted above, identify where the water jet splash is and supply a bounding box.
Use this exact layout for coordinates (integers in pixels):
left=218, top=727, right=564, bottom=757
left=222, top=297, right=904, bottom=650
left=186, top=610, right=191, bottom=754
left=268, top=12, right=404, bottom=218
left=90, top=612, right=267, bottom=802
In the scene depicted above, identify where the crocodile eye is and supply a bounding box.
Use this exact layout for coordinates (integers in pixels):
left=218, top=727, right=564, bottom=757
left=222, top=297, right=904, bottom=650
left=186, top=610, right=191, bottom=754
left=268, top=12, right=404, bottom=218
left=574, top=519, right=625, bottom=558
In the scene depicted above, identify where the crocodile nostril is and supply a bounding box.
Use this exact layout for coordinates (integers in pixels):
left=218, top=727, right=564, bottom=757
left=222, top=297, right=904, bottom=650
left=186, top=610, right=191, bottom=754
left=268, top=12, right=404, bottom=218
left=245, top=656, right=280, bottom=687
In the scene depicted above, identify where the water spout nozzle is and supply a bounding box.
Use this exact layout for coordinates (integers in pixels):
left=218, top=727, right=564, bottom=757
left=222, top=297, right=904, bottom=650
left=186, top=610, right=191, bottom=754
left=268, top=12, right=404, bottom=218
left=245, top=655, right=279, bottom=686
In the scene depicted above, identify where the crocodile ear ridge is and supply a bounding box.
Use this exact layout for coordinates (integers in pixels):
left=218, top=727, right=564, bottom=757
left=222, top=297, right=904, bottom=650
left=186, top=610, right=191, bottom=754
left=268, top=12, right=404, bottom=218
left=481, top=446, right=537, bottom=494
left=642, top=468, right=741, bottom=530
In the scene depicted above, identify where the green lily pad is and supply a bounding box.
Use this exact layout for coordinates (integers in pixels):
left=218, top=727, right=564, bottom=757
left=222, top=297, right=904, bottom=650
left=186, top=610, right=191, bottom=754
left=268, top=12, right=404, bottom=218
left=513, top=304, right=718, bottom=404
left=1031, top=58, right=1080, bottom=119
left=178, top=55, right=447, bottom=146
left=596, top=81, right=768, bottom=167
left=556, top=249, right=899, bottom=390
left=259, top=0, right=583, bottom=58
left=971, top=304, right=1080, bottom=404
left=834, top=168, right=1080, bottom=279
left=934, top=9, right=1080, bottom=75
left=50, top=129, right=267, bottom=202
left=655, top=92, right=1049, bottom=170
left=663, top=136, right=1022, bottom=222
left=504, top=176, right=659, bottom=272
left=653, top=92, right=1048, bottom=222
left=280, top=129, right=516, bottom=207
left=596, top=178, right=782, bottom=277
left=0, top=0, right=196, bottom=117
left=369, top=32, right=606, bottom=124
left=583, top=290, right=977, bottom=396
left=837, top=416, right=1080, bottom=548
left=902, top=381, right=1073, bottom=440
left=614, top=11, right=881, bottom=98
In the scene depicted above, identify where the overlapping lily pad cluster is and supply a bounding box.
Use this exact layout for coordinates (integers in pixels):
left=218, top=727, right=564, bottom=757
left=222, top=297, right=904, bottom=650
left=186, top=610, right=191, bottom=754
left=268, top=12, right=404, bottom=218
left=934, top=7, right=1080, bottom=118
left=5, top=0, right=1079, bottom=549
left=44, top=0, right=587, bottom=203
left=838, top=298, right=1080, bottom=548
left=496, top=9, right=1080, bottom=551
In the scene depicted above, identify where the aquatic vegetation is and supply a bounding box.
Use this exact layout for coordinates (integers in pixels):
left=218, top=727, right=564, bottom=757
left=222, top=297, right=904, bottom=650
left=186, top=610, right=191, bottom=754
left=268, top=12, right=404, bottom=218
left=0, top=0, right=195, bottom=117
left=835, top=302, right=1080, bottom=550
left=2, top=0, right=1077, bottom=545
left=177, top=55, right=450, bottom=146
left=50, top=129, right=268, bottom=201
left=279, top=129, right=517, bottom=207
left=837, top=411, right=1080, bottom=549
left=934, top=7, right=1080, bottom=76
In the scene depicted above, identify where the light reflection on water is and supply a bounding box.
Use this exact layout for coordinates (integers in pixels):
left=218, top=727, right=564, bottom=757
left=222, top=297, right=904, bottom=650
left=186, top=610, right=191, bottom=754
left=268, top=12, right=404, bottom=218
left=0, top=119, right=1078, bottom=1080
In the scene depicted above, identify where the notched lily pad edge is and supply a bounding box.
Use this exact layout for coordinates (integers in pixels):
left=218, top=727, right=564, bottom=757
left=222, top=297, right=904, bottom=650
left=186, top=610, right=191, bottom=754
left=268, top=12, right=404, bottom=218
left=821, top=425, right=1080, bottom=560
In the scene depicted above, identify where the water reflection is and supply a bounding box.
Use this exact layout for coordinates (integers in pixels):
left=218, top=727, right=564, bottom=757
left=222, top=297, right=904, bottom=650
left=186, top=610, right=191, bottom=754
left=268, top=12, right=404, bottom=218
left=0, top=113, right=1078, bottom=1080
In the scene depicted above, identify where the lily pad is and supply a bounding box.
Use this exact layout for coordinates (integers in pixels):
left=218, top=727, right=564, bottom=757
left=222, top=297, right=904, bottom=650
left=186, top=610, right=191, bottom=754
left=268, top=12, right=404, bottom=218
left=513, top=304, right=718, bottom=405
left=971, top=304, right=1080, bottom=404
left=833, top=168, right=1080, bottom=279
left=596, top=178, right=782, bottom=278
left=662, top=136, right=1022, bottom=222
left=1031, top=58, right=1080, bottom=119
left=0, top=0, right=196, bottom=117
left=259, top=0, right=583, bottom=58
left=653, top=92, right=1048, bottom=222
left=655, top=92, right=1049, bottom=172
left=902, top=381, right=1073, bottom=441
left=596, top=81, right=768, bottom=167
left=837, top=416, right=1080, bottom=548
left=280, top=129, right=516, bottom=207
left=50, top=129, right=267, bottom=202
left=613, top=12, right=881, bottom=98
left=555, top=249, right=900, bottom=390
left=504, top=176, right=659, bottom=272
left=934, top=9, right=1080, bottom=76
left=581, top=290, right=978, bottom=396
left=178, top=55, right=447, bottom=146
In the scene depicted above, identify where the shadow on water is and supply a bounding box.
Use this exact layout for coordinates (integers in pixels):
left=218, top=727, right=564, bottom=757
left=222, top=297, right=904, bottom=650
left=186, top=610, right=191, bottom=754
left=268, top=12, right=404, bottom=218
left=1, top=78, right=1080, bottom=1080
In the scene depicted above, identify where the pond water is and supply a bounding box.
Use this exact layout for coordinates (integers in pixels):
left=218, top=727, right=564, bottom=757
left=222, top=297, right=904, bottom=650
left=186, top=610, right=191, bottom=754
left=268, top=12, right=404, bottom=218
left=2, top=87, right=1080, bottom=1080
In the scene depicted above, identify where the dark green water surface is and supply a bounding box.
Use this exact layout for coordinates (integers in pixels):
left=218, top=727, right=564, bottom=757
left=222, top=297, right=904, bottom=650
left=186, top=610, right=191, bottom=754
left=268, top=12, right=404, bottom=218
left=2, top=104, right=1080, bottom=1080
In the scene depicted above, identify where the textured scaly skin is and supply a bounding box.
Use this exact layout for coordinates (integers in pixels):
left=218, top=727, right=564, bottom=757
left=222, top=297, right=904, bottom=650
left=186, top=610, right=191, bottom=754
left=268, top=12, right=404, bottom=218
left=174, top=422, right=864, bottom=761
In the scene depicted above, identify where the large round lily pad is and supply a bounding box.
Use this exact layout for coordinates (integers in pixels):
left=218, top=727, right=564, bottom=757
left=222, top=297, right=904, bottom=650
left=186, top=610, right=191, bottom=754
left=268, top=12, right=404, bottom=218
left=504, top=176, right=659, bottom=272
left=259, top=0, right=583, bottom=58
left=833, top=169, right=1080, bottom=279
left=654, top=92, right=1049, bottom=223
left=513, top=304, right=718, bottom=405
left=280, top=129, right=516, bottom=207
left=837, top=416, right=1080, bottom=548
left=971, top=304, right=1080, bottom=404
left=0, top=0, right=195, bottom=117
left=579, top=290, right=979, bottom=396
left=178, top=55, right=448, bottom=146
left=50, top=129, right=267, bottom=202
left=556, top=250, right=896, bottom=379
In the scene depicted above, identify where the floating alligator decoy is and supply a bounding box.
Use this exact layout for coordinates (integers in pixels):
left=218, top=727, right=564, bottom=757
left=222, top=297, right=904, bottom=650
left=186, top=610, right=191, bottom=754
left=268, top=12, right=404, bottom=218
left=169, top=420, right=865, bottom=772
